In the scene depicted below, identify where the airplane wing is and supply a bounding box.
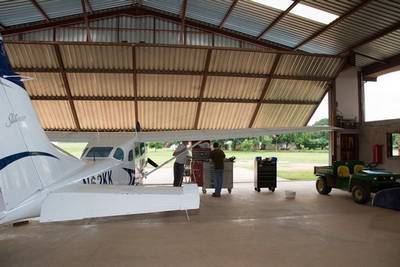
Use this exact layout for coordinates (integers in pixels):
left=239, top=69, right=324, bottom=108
left=47, top=126, right=337, bottom=143
left=40, top=183, right=199, bottom=222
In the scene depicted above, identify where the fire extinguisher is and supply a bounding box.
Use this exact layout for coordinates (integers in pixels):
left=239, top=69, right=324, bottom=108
left=372, top=144, right=383, bottom=164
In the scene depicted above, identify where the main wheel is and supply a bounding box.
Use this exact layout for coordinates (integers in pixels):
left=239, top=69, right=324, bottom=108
left=316, top=177, right=332, bottom=195
left=228, top=188, right=232, bottom=194
left=351, top=185, right=370, bottom=204
left=202, top=189, right=207, bottom=194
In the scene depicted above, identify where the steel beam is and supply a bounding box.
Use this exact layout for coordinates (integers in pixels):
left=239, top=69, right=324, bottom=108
left=193, top=49, right=212, bottom=129
left=362, top=52, right=400, bottom=78
left=0, top=23, right=5, bottom=31
left=29, top=0, right=50, bottom=22
left=219, top=0, right=238, bottom=29
left=248, top=54, right=281, bottom=128
left=132, top=46, right=139, bottom=124
left=294, top=0, right=373, bottom=50
left=14, top=67, right=333, bottom=82
left=53, top=44, right=81, bottom=130
left=85, top=0, right=94, bottom=14
left=81, top=0, right=92, bottom=42
left=257, top=0, right=300, bottom=39
left=180, top=0, right=187, bottom=45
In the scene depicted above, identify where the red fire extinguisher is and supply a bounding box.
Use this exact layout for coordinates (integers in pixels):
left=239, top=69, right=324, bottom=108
left=372, top=144, right=383, bottom=164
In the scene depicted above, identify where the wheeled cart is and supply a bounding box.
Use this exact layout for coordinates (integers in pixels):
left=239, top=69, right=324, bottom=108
left=202, top=161, right=233, bottom=194
left=254, top=158, right=277, bottom=192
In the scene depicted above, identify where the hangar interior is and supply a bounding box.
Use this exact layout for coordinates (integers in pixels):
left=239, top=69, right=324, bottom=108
left=0, top=0, right=400, bottom=266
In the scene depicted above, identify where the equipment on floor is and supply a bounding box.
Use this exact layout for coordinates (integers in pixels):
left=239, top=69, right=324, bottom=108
left=201, top=160, right=234, bottom=194
left=314, top=160, right=400, bottom=204
left=254, top=157, right=277, bottom=192
left=372, top=187, right=400, bottom=210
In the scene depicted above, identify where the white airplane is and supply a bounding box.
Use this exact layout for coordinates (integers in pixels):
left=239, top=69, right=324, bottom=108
left=0, top=34, right=335, bottom=225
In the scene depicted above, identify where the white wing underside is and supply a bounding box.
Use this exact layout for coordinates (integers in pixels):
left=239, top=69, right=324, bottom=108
left=47, top=126, right=337, bottom=143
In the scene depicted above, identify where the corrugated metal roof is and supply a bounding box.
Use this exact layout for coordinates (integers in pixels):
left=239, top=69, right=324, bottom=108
left=265, top=79, right=328, bottom=102
left=75, top=101, right=136, bottom=130
left=275, top=55, right=342, bottom=78
left=209, top=50, right=276, bottom=73
left=214, top=34, right=241, bottom=48
left=56, top=26, right=87, bottom=42
left=354, top=29, right=400, bottom=62
left=32, top=100, right=76, bottom=130
left=186, top=27, right=212, bottom=46
left=262, top=13, right=323, bottom=48
left=302, top=0, right=400, bottom=55
left=197, top=103, right=257, bottom=129
left=204, top=76, right=264, bottom=100
left=90, top=0, right=133, bottom=12
left=355, top=54, right=376, bottom=67
left=138, top=101, right=196, bottom=130
left=143, top=0, right=181, bottom=16
left=4, top=43, right=58, bottom=68
left=224, top=0, right=281, bottom=36
left=60, top=44, right=133, bottom=69
left=301, top=0, right=362, bottom=16
left=186, top=0, right=232, bottom=26
left=37, top=0, right=82, bottom=19
left=136, top=46, right=207, bottom=71
left=0, top=0, right=43, bottom=26
left=23, top=29, right=54, bottom=41
left=68, top=73, right=134, bottom=97
left=254, top=104, right=315, bottom=128
left=137, top=74, right=201, bottom=98
left=20, top=72, right=66, bottom=97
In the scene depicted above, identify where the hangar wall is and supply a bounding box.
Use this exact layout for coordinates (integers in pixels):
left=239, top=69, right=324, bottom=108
left=335, top=67, right=359, bottom=122
left=359, top=120, right=400, bottom=172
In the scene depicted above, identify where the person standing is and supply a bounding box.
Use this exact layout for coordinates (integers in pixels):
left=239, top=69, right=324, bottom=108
left=209, top=142, right=226, bottom=197
left=173, top=141, right=189, bottom=187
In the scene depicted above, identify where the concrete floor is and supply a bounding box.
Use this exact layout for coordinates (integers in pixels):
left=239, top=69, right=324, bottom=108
left=0, top=181, right=399, bottom=267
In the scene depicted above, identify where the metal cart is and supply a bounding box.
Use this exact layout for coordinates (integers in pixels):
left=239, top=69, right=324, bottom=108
left=202, top=161, right=233, bottom=194
left=254, top=158, right=277, bottom=192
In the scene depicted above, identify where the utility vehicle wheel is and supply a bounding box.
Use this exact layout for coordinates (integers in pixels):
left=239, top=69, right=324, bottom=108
left=351, top=185, right=370, bottom=204
left=228, top=188, right=232, bottom=194
left=202, top=189, right=207, bottom=194
left=269, top=187, right=275, bottom=192
left=316, top=177, right=332, bottom=195
left=255, top=187, right=261, bottom=192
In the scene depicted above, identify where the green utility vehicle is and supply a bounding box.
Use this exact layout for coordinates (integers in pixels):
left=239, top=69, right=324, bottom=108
left=314, top=160, right=400, bottom=204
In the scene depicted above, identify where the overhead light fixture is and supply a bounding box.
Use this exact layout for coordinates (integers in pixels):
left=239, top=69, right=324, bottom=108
left=251, top=0, right=339, bottom=24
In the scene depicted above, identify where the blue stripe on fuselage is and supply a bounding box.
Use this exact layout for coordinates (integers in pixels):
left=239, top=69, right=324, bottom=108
left=0, top=151, right=58, bottom=171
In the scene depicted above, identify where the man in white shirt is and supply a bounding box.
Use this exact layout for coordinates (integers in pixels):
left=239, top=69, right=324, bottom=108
left=173, top=141, right=189, bottom=187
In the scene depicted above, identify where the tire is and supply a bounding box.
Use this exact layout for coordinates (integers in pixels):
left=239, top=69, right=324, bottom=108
left=269, top=187, right=275, bottom=192
left=228, top=188, right=232, bottom=194
left=202, top=189, right=207, bottom=194
left=316, top=177, right=332, bottom=195
left=255, top=187, right=261, bottom=192
left=351, top=185, right=371, bottom=204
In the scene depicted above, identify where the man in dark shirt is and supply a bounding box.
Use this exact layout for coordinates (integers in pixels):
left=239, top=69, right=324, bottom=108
left=209, top=142, right=226, bottom=197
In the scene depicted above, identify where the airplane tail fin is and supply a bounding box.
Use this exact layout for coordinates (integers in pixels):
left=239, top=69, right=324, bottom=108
left=0, top=34, right=84, bottom=217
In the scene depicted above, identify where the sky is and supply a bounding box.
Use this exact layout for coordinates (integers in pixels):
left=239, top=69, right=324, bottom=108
left=308, top=71, right=400, bottom=125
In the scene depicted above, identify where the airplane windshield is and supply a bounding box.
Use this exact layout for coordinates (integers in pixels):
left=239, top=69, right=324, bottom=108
left=86, top=147, right=113, bottom=158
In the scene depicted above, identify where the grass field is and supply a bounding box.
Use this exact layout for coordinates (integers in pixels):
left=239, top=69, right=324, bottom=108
left=55, top=143, right=328, bottom=181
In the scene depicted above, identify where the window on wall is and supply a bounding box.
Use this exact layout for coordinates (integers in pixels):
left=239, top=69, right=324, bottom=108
left=364, top=71, right=400, bottom=122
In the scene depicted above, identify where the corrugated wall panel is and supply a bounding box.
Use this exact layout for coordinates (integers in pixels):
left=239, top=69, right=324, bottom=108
left=224, top=0, right=281, bottom=36
left=154, top=18, right=181, bottom=44
left=198, top=103, right=256, bottom=129
left=22, top=29, right=54, bottom=41
left=137, top=74, right=201, bottom=98
left=254, top=104, right=315, bottom=128
left=68, top=73, right=134, bottom=97
left=136, top=47, right=207, bottom=71
left=275, top=55, right=343, bottom=78
left=214, top=35, right=240, bottom=48
left=209, top=50, right=276, bottom=73
left=265, top=80, right=328, bottom=102
left=32, top=100, right=76, bottom=130
left=119, top=16, right=154, bottom=43
left=60, top=45, right=133, bottom=69
left=302, top=0, right=400, bottom=54
left=75, top=101, right=136, bottom=130
left=56, top=26, right=87, bottom=42
left=20, top=72, right=66, bottom=97
left=186, top=0, right=232, bottom=26
left=204, top=76, right=265, bottom=100
left=5, top=43, right=58, bottom=68
left=186, top=27, right=212, bottom=46
left=138, top=101, right=196, bottom=130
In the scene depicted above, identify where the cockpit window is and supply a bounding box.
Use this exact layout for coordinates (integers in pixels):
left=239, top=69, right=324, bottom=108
left=86, top=147, right=113, bottom=158
left=140, top=143, right=146, bottom=155
left=128, top=149, right=133, bottom=161
left=135, top=146, right=140, bottom=157
left=113, top=148, right=124, bottom=161
left=81, top=147, right=89, bottom=158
